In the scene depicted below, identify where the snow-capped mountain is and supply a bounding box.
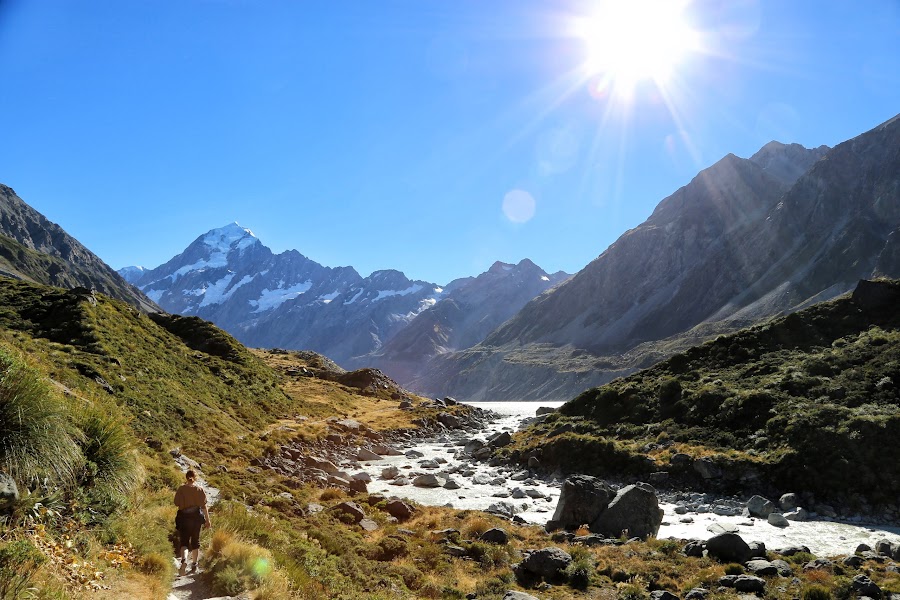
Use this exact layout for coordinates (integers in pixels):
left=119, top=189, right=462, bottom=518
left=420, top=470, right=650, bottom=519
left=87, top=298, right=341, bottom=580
left=121, top=223, right=569, bottom=373
left=121, top=223, right=444, bottom=365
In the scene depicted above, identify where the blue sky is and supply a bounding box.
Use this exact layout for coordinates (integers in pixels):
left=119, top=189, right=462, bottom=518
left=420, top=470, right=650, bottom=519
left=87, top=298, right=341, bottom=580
left=1, top=1, right=898, bottom=285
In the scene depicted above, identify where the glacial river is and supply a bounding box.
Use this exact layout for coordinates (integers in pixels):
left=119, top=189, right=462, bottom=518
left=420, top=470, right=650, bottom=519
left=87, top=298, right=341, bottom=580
left=352, top=401, right=900, bottom=557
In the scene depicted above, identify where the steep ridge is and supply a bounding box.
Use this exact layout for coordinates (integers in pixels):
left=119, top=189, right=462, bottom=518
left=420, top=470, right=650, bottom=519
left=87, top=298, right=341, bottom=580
left=416, top=117, right=900, bottom=400
left=358, top=259, right=569, bottom=382
left=0, top=184, right=159, bottom=312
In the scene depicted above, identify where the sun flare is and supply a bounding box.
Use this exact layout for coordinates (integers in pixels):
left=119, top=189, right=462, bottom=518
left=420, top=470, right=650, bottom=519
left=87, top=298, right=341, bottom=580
left=576, top=0, right=699, bottom=97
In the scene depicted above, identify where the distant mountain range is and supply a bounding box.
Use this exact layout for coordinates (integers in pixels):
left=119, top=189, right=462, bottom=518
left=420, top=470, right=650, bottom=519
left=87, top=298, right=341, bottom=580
left=414, top=114, right=900, bottom=399
left=2, top=113, right=897, bottom=402
left=119, top=225, right=568, bottom=368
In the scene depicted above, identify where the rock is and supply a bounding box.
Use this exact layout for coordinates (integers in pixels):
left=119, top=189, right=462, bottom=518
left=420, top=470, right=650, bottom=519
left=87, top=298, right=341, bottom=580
left=357, top=448, right=382, bottom=461
left=472, top=473, right=493, bottom=485
left=463, top=439, right=485, bottom=454
left=384, top=500, right=414, bottom=521
left=670, top=453, right=692, bottom=468
left=707, top=522, right=739, bottom=535
left=767, top=513, right=789, bottom=528
left=875, top=539, right=894, bottom=556
left=779, top=493, right=799, bottom=512
left=351, top=472, right=372, bottom=483
left=0, top=473, right=19, bottom=511
left=748, top=541, right=767, bottom=558
left=535, top=406, right=556, bottom=416
left=419, top=459, right=440, bottom=469
left=512, top=488, right=527, bottom=499
left=851, top=574, right=882, bottom=598
left=684, top=588, right=708, bottom=600
left=503, top=592, right=541, bottom=600
left=746, top=495, right=776, bottom=518
left=359, top=518, right=379, bottom=532
left=804, top=558, right=833, bottom=570
left=348, top=479, right=368, bottom=494
left=444, top=544, right=467, bottom=557
left=443, top=478, right=461, bottom=490
left=733, top=575, right=766, bottom=594
left=489, top=431, right=512, bottom=448
left=330, top=501, right=365, bottom=524
left=405, top=450, right=425, bottom=459
left=784, top=507, right=809, bottom=521
left=306, top=502, right=324, bottom=514
left=520, top=547, right=573, bottom=578
left=693, top=457, right=722, bottom=479
left=856, top=543, right=872, bottom=553
left=770, top=559, right=793, bottom=576
left=480, top=528, right=510, bottom=545
left=814, top=503, right=837, bottom=517
left=649, top=472, right=669, bottom=484
left=776, top=545, right=810, bottom=556
left=381, top=466, right=400, bottom=479
left=373, top=445, right=403, bottom=456
left=307, top=457, right=340, bottom=474
left=527, top=456, right=541, bottom=469
left=705, top=533, right=753, bottom=564
left=413, top=474, right=442, bottom=488
left=390, top=476, right=410, bottom=486
left=398, top=400, right=413, bottom=409
left=591, top=482, right=664, bottom=540
left=683, top=540, right=705, bottom=557
left=437, top=412, right=461, bottom=428
left=843, top=555, right=865, bottom=567
left=745, top=560, right=778, bottom=576
left=474, top=447, right=493, bottom=459
left=650, top=591, right=680, bottom=600
left=487, top=501, right=518, bottom=518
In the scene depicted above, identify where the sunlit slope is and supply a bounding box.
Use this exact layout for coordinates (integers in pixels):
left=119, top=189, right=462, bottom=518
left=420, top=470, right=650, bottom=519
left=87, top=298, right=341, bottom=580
left=419, top=114, right=900, bottom=401
left=506, top=278, right=900, bottom=506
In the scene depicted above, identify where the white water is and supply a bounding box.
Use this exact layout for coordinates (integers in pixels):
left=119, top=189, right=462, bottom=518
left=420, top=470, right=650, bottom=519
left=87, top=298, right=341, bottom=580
left=351, top=401, right=900, bottom=557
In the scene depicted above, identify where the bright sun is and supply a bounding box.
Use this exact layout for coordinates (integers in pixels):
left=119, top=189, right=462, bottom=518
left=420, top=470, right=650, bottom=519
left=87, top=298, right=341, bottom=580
left=576, top=0, right=699, bottom=97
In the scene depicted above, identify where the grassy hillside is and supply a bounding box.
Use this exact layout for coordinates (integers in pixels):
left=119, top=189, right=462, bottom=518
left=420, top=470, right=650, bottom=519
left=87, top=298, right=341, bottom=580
left=508, top=279, right=900, bottom=509
left=2, top=275, right=899, bottom=600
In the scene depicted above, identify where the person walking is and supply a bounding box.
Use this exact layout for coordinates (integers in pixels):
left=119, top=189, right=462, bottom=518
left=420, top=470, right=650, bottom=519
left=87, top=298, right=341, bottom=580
left=174, top=469, right=211, bottom=576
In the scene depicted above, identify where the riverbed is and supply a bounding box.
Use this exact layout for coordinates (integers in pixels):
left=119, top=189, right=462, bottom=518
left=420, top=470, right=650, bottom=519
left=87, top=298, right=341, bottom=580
left=350, top=401, right=900, bottom=557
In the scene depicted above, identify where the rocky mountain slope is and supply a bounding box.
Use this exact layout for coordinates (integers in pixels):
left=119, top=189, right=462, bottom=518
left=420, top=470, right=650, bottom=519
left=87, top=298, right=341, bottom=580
left=416, top=116, right=900, bottom=400
left=0, top=184, right=159, bottom=312
left=359, top=259, right=569, bottom=381
left=122, top=224, right=566, bottom=370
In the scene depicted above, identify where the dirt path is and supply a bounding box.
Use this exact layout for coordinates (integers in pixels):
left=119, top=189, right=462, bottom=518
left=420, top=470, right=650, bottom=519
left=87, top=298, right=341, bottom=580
left=167, top=453, right=231, bottom=600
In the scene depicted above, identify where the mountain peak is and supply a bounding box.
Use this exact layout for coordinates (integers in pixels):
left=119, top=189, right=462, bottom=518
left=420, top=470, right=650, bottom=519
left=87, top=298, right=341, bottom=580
left=202, top=222, right=258, bottom=253
left=749, top=140, right=829, bottom=185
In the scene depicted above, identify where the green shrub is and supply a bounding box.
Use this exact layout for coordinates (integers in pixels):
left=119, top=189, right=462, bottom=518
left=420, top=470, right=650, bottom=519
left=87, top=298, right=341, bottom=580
left=723, top=563, right=743, bottom=575
left=565, top=554, right=594, bottom=590
left=0, top=347, right=82, bottom=484
left=0, top=539, right=46, bottom=600
left=75, top=406, right=142, bottom=509
left=802, top=585, right=832, bottom=600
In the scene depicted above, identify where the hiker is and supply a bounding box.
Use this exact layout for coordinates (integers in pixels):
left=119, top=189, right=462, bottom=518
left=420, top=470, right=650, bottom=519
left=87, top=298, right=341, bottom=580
left=174, top=469, right=211, bottom=575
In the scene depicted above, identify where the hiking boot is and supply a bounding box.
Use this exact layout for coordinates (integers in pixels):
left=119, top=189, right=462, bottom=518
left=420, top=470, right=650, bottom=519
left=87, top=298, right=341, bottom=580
left=178, top=560, right=186, bottom=576
left=190, top=562, right=198, bottom=573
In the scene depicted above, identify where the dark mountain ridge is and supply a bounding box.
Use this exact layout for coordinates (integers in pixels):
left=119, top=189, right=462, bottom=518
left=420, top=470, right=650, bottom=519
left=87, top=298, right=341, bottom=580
left=0, top=184, right=159, bottom=312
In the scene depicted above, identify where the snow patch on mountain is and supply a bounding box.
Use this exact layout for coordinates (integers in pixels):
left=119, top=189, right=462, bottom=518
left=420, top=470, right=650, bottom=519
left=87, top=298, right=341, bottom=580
left=344, top=289, right=364, bottom=305
left=374, top=284, right=423, bottom=301
left=318, top=291, right=340, bottom=304
left=197, top=273, right=255, bottom=308
left=252, top=280, right=313, bottom=312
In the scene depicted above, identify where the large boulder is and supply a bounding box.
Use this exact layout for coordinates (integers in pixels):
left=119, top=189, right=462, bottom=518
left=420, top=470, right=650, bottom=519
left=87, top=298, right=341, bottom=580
left=0, top=473, right=18, bottom=511
left=357, top=448, right=382, bottom=461
left=330, top=501, right=365, bottom=524
left=549, top=475, right=615, bottom=530
left=591, top=482, right=664, bottom=540
left=746, top=495, right=776, bottom=518
left=413, top=474, right=442, bottom=488
left=503, top=592, right=540, bottom=600
left=520, top=547, right=572, bottom=578
left=779, top=493, right=799, bottom=512
left=384, top=500, right=414, bottom=521
left=437, top=412, right=461, bottom=428
left=693, top=458, right=722, bottom=479
left=489, top=431, right=513, bottom=448
left=705, top=532, right=753, bottom=564
left=480, top=528, right=510, bottom=545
